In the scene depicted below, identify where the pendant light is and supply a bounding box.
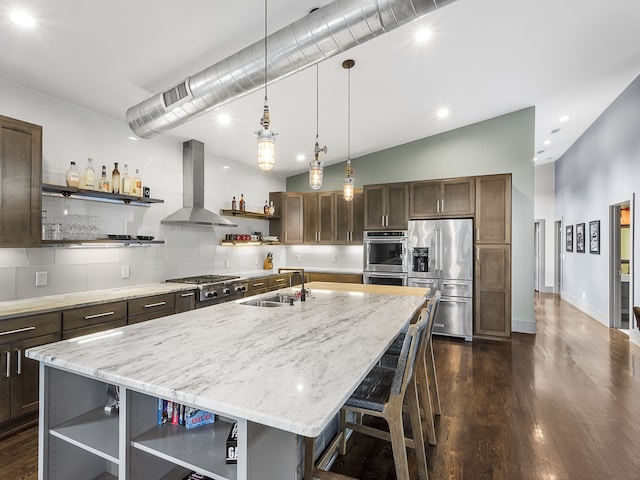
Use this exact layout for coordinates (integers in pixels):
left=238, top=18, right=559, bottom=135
left=309, top=64, right=326, bottom=190
left=257, top=0, right=276, bottom=171
left=342, top=59, right=355, bottom=201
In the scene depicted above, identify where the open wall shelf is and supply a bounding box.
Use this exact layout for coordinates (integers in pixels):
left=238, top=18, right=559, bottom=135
left=43, top=183, right=164, bottom=206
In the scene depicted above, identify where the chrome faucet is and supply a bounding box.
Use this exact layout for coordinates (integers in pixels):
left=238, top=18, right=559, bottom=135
left=278, top=267, right=306, bottom=301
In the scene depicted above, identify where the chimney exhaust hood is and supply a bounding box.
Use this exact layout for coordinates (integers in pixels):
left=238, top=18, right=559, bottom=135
left=161, top=140, right=237, bottom=227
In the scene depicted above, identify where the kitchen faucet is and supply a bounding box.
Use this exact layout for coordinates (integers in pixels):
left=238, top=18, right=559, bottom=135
left=278, top=267, right=306, bottom=301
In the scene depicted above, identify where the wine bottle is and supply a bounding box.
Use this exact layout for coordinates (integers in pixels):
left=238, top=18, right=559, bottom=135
left=112, top=162, right=120, bottom=194
left=98, top=165, right=110, bottom=192
left=121, top=164, right=132, bottom=195
left=84, top=158, right=95, bottom=189
left=231, top=196, right=237, bottom=210
left=239, top=194, right=245, bottom=211
left=264, top=200, right=269, bottom=215
left=132, top=169, right=142, bottom=196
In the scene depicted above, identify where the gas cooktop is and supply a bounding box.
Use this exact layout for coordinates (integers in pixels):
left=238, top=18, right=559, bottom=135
left=166, top=274, right=241, bottom=285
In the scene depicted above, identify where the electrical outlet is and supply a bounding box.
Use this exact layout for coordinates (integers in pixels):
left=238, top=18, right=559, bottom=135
left=35, top=271, right=48, bottom=287
left=225, top=258, right=231, bottom=269
left=331, top=255, right=337, bottom=263
left=121, top=266, right=130, bottom=279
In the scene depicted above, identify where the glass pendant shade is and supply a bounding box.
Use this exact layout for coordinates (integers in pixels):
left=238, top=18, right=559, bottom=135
left=309, top=160, right=323, bottom=190
left=343, top=176, right=355, bottom=201
left=257, top=129, right=276, bottom=171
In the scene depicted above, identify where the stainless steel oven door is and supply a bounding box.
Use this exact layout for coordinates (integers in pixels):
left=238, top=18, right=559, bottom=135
left=363, top=272, right=408, bottom=286
left=363, top=232, right=409, bottom=273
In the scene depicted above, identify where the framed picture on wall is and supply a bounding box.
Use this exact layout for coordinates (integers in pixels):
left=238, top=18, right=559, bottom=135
left=576, top=223, right=586, bottom=253
left=589, top=220, right=600, bottom=254
left=566, top=225, right=573, bottom=252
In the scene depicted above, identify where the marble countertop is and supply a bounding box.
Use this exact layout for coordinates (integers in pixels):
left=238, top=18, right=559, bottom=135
left=0, top=283, right=196, bottom=321
left=27, top=286, right=427, bottom=437
left=235, top=267, right=363, bottom=279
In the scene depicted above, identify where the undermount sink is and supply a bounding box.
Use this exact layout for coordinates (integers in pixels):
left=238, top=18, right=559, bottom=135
left=239, top=293, right=297, bottom=307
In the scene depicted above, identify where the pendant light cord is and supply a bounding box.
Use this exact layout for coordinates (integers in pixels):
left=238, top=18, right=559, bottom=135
left=316, top=64, right=319, bottom=140
left=264, top=0, right=268, bottom=103
left=347, top=65, right=351, bottom=163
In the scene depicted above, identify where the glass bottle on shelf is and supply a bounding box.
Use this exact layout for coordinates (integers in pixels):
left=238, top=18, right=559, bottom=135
left=41, top=210, right=48, bottom=240
left=98, top=165, right=110, bottom=192
left=132, top=169, right=142, bottom=196
left=121, top=164, right=132, bottom=195
left=112, top=162, right=120, bottom=194
left=231, top=196, right=237, bottom=210
left=84, top=158, right=95, bottom=190
left=264, top=200, right=269, bottom=215
left=65, top=161, right=80, bottom=188
left=239, top=194, right=245, bottom=211
left=268, top=200, right=275, bottom=216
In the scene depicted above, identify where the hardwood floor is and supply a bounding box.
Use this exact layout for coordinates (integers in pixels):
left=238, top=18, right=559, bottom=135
left=2, top=293, right=639, bottom=479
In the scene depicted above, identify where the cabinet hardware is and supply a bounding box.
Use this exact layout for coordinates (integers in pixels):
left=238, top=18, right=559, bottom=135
left=5, top=351, right=10, bottom=378
left=434, top=323, right=445, bottom=328
left=442, top=299, right=468, bottom=304
left=252, top=282, right=265, bottom=287
left=436, top=200, right=440, bottom=213
left=0, top=326, right=36, bottom=337
left=443, top=282, right=468, bottom=287
left=16, top=349, right=21, bottom=375
left=441, top=199, right=445, bottom=212
left=180, top=292, right=195, bottom=297
left=144, top=301, right=167, bottom=308
left=476, top=228, right=480, bottom=241
left=85, top=311, right=115, bottom=320
left=274, top=278, right=285, bottom=283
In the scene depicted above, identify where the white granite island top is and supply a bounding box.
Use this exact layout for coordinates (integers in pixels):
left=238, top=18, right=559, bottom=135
left=26, top=286, right=426, bottom=437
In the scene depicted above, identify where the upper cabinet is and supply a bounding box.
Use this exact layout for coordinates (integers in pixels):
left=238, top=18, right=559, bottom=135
left=475, top=174, right=512, bottom=244
left=363, top=183, right=409, bottom=230
left=269, top=192, right=303, bottom=244
left=335, top=190, right=363, bottom=244
left=303, top=192, right=335, bottom=244
left=409, top=178, right=474, bottom=219
left=0, top=115, right=42, bottom=247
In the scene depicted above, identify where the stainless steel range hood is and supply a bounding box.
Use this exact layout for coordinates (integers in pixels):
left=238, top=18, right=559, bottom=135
left=161, top=140, right=237, bottom=227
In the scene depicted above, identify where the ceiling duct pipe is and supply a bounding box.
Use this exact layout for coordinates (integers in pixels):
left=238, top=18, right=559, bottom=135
left=126, top=0, right=458, bottom=138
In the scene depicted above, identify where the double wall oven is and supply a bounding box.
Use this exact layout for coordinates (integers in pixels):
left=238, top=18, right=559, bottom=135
left=363, top=231, right=409, bottom=286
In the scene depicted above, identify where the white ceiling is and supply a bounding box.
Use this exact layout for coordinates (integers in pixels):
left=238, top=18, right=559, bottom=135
left=2, top=0, right=640, bottom=177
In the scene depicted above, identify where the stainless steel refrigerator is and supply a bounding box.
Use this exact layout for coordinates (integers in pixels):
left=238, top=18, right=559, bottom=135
left=407, top=219, right=473, bottom=340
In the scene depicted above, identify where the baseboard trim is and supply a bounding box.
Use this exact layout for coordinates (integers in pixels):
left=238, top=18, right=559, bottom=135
left=560, top=292, right=608, bottom=326
left=512, top=317, right=536, bottom=334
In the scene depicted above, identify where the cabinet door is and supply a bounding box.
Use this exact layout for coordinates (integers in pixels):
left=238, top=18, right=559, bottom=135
left=474, top=245, right=511, bottom=338
left=475, top=175, right=511, bottom=244
left=335, top=192, right=351, bottom=244
left=351, top=190, right=364, bottom=243
left=175, top=290, right=196, bottom=313
left=283, top=193, right=304, bottom=244
left=0, top=342, right=11, bottom=424
left=0, top=115, right=42, bottom=247
left=386, top=183, right=409, bottom=230
left=303, top=193, right=320, bottom=243
left=409, top=181, right=440, bottom=218
left=441, top=178, right=474, bottom=216
left=318, top=193, right=335, bottom=243
left=364, top=185, right=385, bottom=230
left=12, top=333, right=61, bottom=419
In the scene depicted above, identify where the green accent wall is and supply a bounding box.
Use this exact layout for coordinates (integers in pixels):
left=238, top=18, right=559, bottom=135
left=287, top=107, right=536, bottom=332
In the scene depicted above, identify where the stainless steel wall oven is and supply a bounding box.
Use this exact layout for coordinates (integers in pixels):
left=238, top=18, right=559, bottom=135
left=363, top=231, right=408, bottom=286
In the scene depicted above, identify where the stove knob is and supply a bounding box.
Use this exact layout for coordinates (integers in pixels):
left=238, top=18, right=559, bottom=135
left=222, top=287, right=231, bottom=295
left=206, top=291, right=218, bottom=298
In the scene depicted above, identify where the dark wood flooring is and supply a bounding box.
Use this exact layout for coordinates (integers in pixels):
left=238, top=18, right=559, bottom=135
left=2, top=293, right=640, bottom=479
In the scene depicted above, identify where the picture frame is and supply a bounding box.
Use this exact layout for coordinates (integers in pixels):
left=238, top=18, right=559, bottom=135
left=576, top=223, right=585, bottom=253
left=589, top=220, right=600, bottom=254
left=566, top=225, right=573, bottom=252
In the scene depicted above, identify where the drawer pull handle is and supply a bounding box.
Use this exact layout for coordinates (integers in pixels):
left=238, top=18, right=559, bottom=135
left=0, top=326, right=36, bottom=337
left=443, top=282, right=467, bottom=287
left=435, top=323, right=445, bottom=328
left=85, top=311, right=115, bottom=320
left=274, top=278, right=285, bottom=283
left=144, top=301, right=167, bottom=308
left=252, top=282, right=265, bottom=287
left=5, top=351, right=10, bottom=378
left=180, top=292, right=195, bottom=297
left=16, top=349, right=21, bottom=375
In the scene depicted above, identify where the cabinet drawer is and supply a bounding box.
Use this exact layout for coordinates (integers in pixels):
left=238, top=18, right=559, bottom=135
left=62, top=319, right=127, bottom=340
left=175, top=290, right=196, bottom=313
left=63, top=301, right=127, bottom=331
left=269, top=274, right=290, bottom=288
left=128, top=308, right=174, bottom=325
left=0, top=312, right=61, bottom=342
left=246, top=277, right=270, bottom=292
left=128, top=294, right=175, bottom=318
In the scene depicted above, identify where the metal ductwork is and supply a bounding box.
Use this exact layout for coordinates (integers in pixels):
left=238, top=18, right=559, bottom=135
left=161, top=140, right=237, bottom=227
left=126, top=0, right=458, bottom=138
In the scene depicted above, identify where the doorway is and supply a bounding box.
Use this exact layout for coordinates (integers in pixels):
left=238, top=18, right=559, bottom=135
left=554, top=220, right=563, bottom=295
left=609, top=196, right=634, bottom=332
left=534, top=220, right=545, bottom=292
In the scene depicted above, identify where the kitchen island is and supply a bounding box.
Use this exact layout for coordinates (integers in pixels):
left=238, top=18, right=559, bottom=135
left=26, top=282, right=427, bottom=480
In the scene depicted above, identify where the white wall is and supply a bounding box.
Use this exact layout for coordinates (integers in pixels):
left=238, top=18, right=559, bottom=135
left=534, top=163, right=556, bottom=292
left=0, top=78, right=286, bottom=300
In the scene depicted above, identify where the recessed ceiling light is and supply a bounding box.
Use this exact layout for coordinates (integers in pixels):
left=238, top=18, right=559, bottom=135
left=543, top=140, right=551, bottom=145
left=128, top=136, right=138, bottom=141
left=297, top=154, right=306, bottom=161
left=223, top=165, right=230, bottom=169
left=437, top=108, right=449, bottom=118
left=560, top=115, right=569, bottom=122
left=218, top=114, right=231, bottom=125
left=415, top=28, right=432, bottom=42
left=10, top=11, right=35, bottom=28
left=533, top=157, right=538, bottom=162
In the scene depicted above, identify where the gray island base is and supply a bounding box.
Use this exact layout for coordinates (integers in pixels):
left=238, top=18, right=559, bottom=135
left=28, top=284, right=427, bottom=479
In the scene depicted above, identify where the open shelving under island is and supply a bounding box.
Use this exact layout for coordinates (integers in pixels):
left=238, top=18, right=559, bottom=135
left=27, top=282, right=428, bottom=480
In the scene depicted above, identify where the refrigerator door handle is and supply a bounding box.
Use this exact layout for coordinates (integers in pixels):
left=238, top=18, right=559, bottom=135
left=439, top=228, right=443, bottom=274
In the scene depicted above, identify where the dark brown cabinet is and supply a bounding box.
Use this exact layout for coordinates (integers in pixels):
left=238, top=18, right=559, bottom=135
left=128, top=293, right=175, bottom=325
left=0, top=115, right=42, bottom=247
left=269, top=192, right=304, bottom=244
left=0, top=312, right=61, bottom=431
left=335, top=190, right=364, bottom=244
left=175, top=290, right=196, bottom=313
left=303, top=192, right=335, bottom=244
left=363, top=183, right=409, bottom=230
left=62, top=301, right=128, bottom=338
left=474, top=174, right=512, bottom=338
left=409, top=178, right=474, bottom=219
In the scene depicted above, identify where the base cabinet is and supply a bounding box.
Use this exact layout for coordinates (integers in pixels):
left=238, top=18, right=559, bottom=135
left=474, top=244, right=511, bottom=338
left=39, top=366, right=301, bottom=479
left=174, top=290, right=196, bottom=313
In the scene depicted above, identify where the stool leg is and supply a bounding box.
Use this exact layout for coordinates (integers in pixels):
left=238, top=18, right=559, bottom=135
left=387, top=406, right=411, bottom=480
left=418, top=354, right=436, bottom=445
left=407, top=379, right=429, bottom=480
left=427, top=339, right=441, bottom=416
left=339, top=409, right=348, bottom=455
